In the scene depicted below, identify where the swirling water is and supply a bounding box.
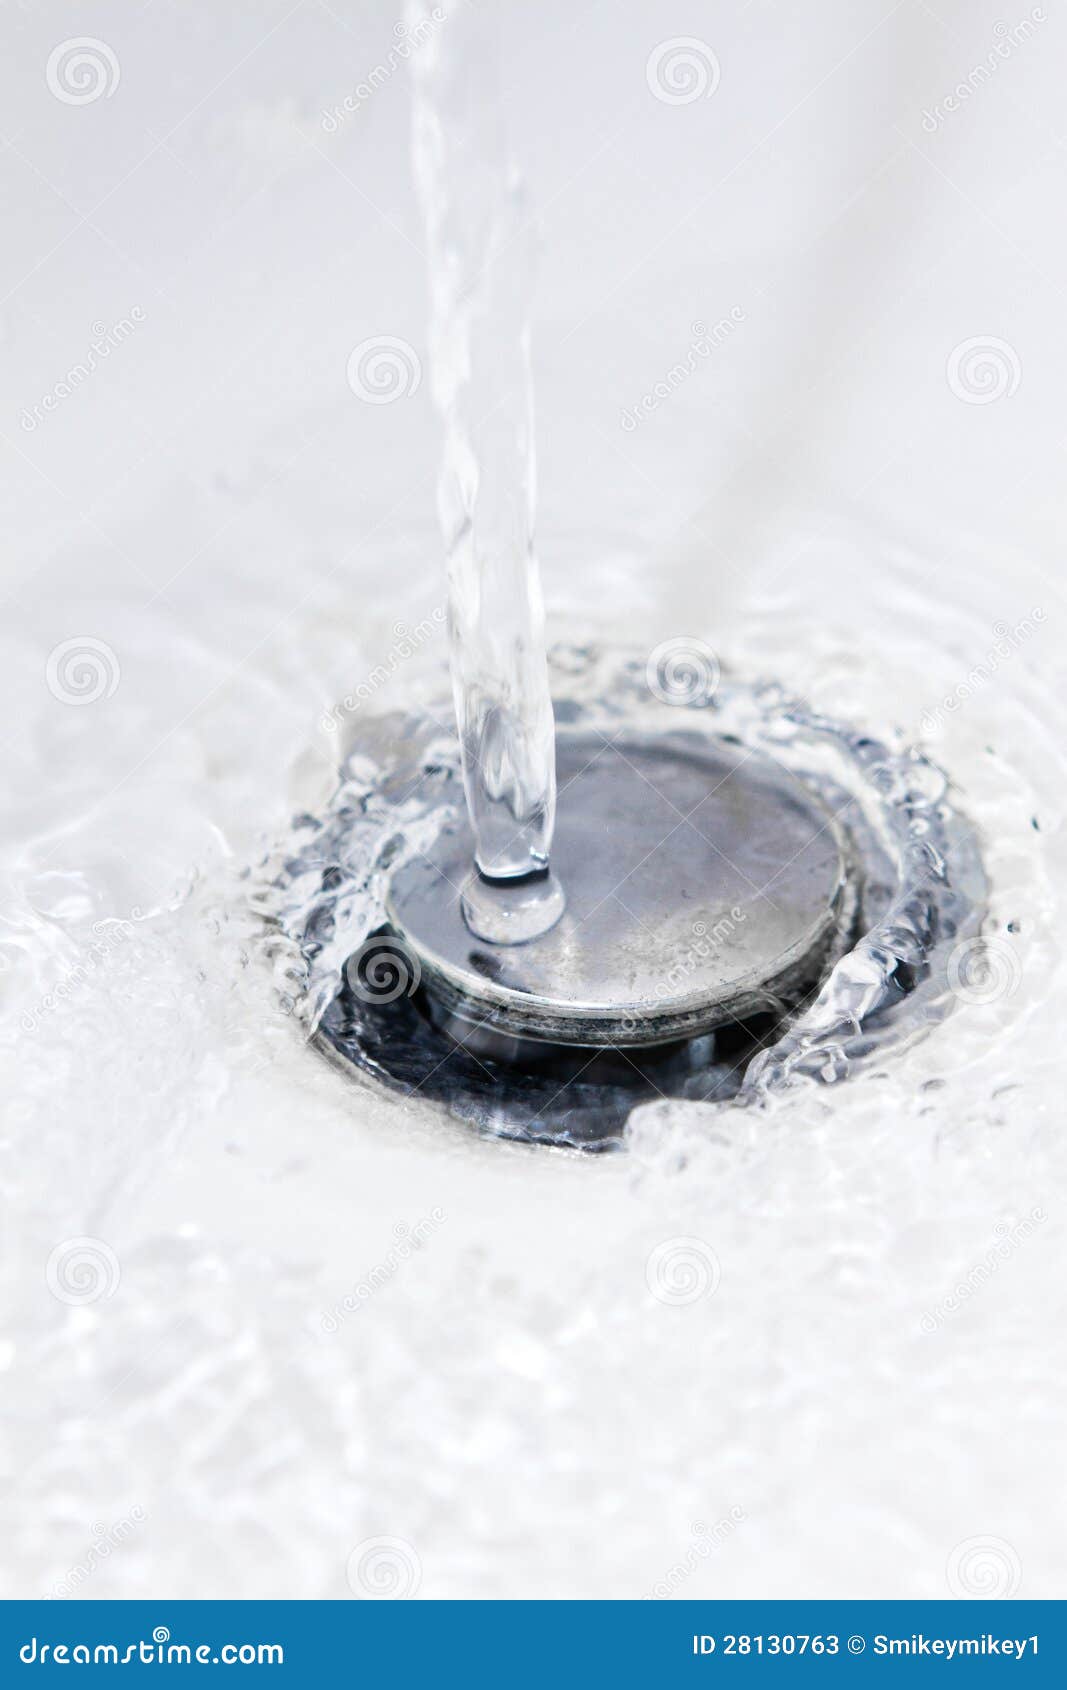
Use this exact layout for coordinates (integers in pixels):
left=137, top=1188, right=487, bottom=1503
left=2, top=519, right=1064, bottom=1598
left=268, top=641, right=986, bottom=1148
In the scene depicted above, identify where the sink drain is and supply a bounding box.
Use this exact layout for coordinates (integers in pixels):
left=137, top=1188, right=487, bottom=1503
left=271, top=648, right=986, bottom=1151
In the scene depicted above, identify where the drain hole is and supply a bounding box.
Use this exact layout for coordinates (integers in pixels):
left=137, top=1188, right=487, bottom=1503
left=319, top=954, right=841, bottom=1152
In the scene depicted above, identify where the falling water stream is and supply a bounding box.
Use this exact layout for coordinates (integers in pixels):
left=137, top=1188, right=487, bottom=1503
left=410, top=1, right=564, bottom=943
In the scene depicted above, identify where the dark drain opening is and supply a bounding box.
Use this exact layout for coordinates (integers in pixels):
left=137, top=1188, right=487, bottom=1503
left=318, top=932, right=840, bottom=1152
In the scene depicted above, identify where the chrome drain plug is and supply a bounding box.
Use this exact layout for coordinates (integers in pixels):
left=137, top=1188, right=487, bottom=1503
left=385, top=730, right=853, bottom=1062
